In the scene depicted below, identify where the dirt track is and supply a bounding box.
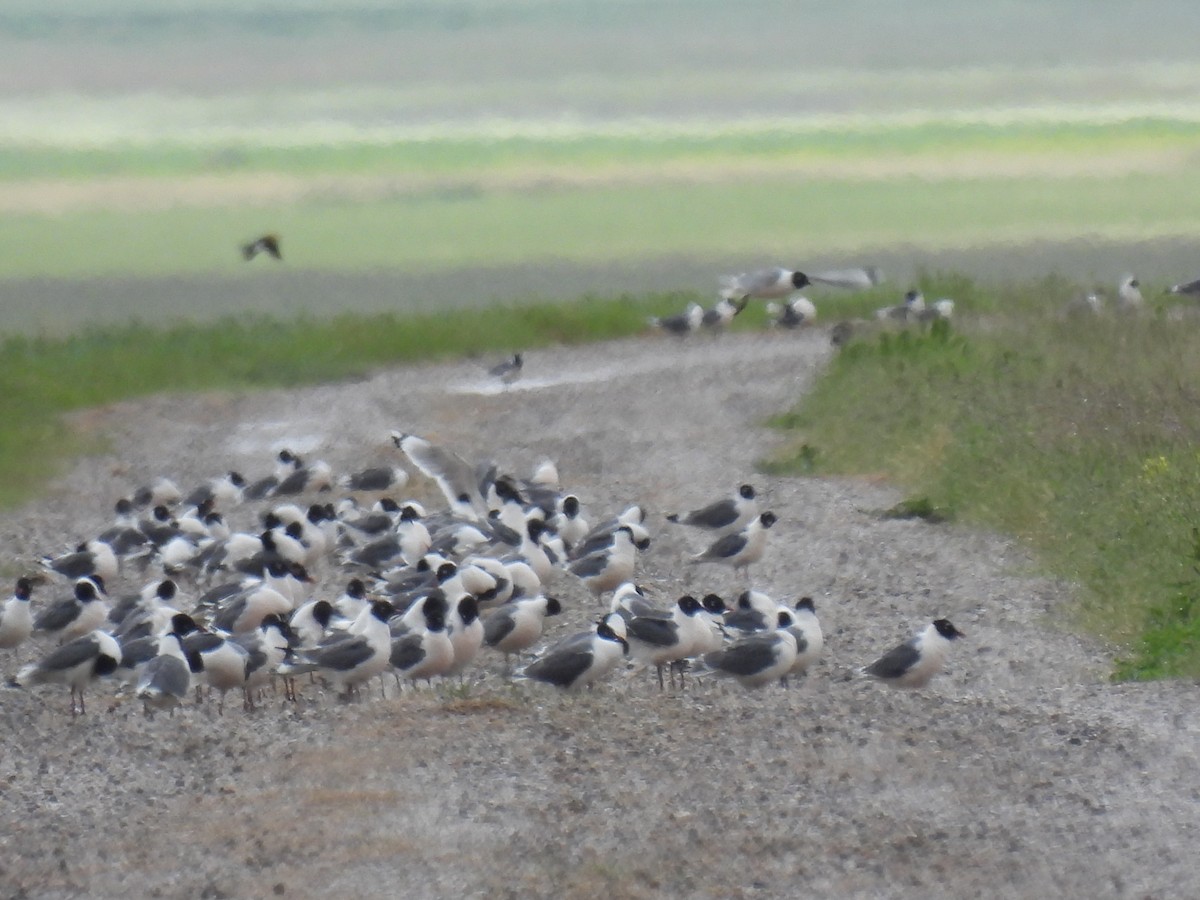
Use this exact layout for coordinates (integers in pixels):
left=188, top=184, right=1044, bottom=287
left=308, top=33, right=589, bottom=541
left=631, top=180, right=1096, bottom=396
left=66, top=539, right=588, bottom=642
left=2, top=328, right=1198, bottom=899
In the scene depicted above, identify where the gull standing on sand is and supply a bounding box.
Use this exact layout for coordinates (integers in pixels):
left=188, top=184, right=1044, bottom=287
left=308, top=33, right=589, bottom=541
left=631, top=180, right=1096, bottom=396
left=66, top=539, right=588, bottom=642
left=667, top=484, right=758, bottom=536
left=521, top=614, right=629, bottom=691
left=688, top=512, right=777, bottom=580
left=862, top=618, right=964, bottom=688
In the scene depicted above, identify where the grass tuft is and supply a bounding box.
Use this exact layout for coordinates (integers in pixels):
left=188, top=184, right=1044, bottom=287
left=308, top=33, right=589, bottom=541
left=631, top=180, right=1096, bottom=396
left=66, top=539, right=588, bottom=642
left=769, top=276, right=1200, bottom=679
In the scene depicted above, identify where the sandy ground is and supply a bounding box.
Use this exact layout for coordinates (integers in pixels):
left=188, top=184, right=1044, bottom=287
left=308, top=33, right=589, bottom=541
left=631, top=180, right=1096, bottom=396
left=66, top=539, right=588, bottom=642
left=1, top=327, right=1199, bottom=899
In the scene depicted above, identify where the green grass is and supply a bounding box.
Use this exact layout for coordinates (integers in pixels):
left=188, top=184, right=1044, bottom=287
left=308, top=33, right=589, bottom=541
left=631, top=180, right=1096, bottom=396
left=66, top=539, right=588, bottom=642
left=5, top=167, right=1200, bottom=280
left=1, top=118, right=1196, bottom=181
left=766, top=282, right=1200, bottom=680
left=0, top=289, right=718, bottom=508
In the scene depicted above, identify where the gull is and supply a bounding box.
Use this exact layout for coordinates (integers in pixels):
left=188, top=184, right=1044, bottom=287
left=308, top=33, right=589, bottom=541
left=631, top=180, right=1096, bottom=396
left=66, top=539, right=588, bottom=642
left=390, top=595, right=455, bottom=688
left=0, top=577, right=35, bottom=651
left=701, top=296, right=749, bottom=331
left=130, top=477, right=183, bottom=510
left=862, top=618, right=965, bottom=688
left=666, top=483, right=758, bottom=536
left=41, top=539, right=119, bottom=583
left=181, top=470, right=247, bottom=511
left=876, top=289, right=926, bottom=322
left=242, top=233, right=282, bottom=261
left=13, top=629, right=122, bottom=715
left=482, top=595, right=564, bottom=670
left=648, top=302, right=703, bottom=336
left=1117, top=274, right=1144, bottom=313
left=780, top=597, right=824, bottom=683
left=135, top=630, right=196, bottom=716
left=278, top=600, right=395, bottom=701
left=229, top=614, right=292, bottom=709
left=700, top=612, right=798, bottom=688
left=568, top=525, right=644, bottom=599
left=338, top=466, right=409, bottom=500
left=766, top=296, right=817, bottom=329
left=34, top=577, right=110, bottom=643
left=623, top=594, right=709, bottom=690
left=722, top=589, right=781, bottom=635
left=1169, top=276, right=1200, bottom=296
left=688, top=511, right=777, bottom=579
left=183, top=629, right=251, bottom=714
left=549, top=495, right=589, bottom=553
left=520, top=614, right=629, bottom=691
left=392, top=432, right=490, bottom=520
left=444, top=596, right=484, bottom=679
left=719, top=267, right=810, bottom=302
left=916, top=299, right=955, bottom=324
left=488, top=353, right=524, bottom=386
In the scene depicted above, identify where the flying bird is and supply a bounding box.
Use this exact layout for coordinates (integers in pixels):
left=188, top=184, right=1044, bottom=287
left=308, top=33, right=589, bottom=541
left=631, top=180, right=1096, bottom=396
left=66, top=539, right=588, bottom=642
left=241, top=234, right=282, bottom=261
left=862, top=618, right=965, bottom=688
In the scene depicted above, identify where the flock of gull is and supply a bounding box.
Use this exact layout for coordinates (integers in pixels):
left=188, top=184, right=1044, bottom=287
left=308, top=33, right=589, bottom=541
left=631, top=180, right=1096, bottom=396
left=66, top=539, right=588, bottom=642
left=1, top=421, right=964, bottom=719
left=0, top=258, right=992, bottom=720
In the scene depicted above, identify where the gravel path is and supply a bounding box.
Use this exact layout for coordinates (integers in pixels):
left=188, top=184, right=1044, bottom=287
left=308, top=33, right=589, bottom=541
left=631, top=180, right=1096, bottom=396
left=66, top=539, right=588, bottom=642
left=1, top=328, right=1198, bottom=899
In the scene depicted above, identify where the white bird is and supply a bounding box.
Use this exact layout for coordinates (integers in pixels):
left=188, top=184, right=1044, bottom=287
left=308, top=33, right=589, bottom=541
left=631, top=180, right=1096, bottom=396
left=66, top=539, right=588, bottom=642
left=666, top=483, right=758, bottom=536
left=781, top=597, right=824, bottom=682
left=34, top=577, right=110, bottom=643
left=648, top=302, right=704, bottom=336
left=183, top=629, right=251, bottom=714
left=701, top=295, right=749, bottom=331
left=0, top=577, right=35, bottom=651
left=719, top=267, right=810, bottom=301
left=1117, top=274, right=1144, bottom=313
left=688, top=511, right=777, bottom=579
left=700, top=613, right=798, bottom=689
left=390, top=595, right=455, bottom=687
left=568, top=525, right=644, bottom=598
left=338, top=466, right=409, bottom=500
left=444, top=596, right=484, bottom=678
left=550, top=495, right=589, bottom=553
left=135, top=630, right=195, bottom=715
left=482, top=595, right=564, bottom=669
left=41, top=539, right=119, bottom=584
left=14, top=629, right=122, bottom=715
left=279, top=600, right=395, bottom=700
left=623, top=594, right=709, bottom=690
left=130, top=476, right=183, bottom=510
left=181, top=470, right=247, bottom=510
left=876, top=289, right=926, bottom=322
left=862, top=618, right=965, bottom=688
left=521, top=614, right=629, bottom=691
left=722, top=589, right=782, bottom=635
left=230, top=614, right=292, bottom=709
left=693, top=593, right=729, bottom=656
left=766, top=296, right=817, bottom=329
left=917, top=298, right=955, bottom=323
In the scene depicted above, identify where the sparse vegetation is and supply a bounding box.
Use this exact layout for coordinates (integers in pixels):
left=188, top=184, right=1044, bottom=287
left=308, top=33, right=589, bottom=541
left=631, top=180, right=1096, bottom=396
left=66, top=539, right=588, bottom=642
left=768, top=280, right=1200, bottom=679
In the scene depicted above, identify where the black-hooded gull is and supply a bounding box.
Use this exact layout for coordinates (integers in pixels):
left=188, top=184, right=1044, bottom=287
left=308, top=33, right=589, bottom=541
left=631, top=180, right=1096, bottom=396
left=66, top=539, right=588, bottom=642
left=0, top=577, right=35, bottom=652
left=229, top=613, right=293, bottom=709
left=701, top=296, right=749, bottom=331
left=135, top=630, right=197, bottom=716
left=1117, top=274, right=1144, bottom=313
left=389, top=595, right=455, bottom=688
left=181, top=470, right=247, bottom=511
left=862, top=618, right=964, bottom=688
left=666, top=483, right=757, bottom=536
left=520, top=614, right=629, bottom=691
left=780, top=597, right=824, bottom=683
left=766, top=296, right=817, bottom=329
left=719, top=267, right=810, bottom=301
left=13, top=629, right=122, bottom=715
left=648, top=302, right=704, bottom=336
left=700, top=611, right=798, bottom=688
left=279, top=600, right=395, bottom=700
left=183, top=629, right=251, bottom=714
left=444, top=596, right=484, bottom=678
left=623, top=594, right=709, bottom=690
left=41, top=539, right=119, bottom=584
left=688, top=511, right=776, bottom=579
left=568, top=525, right=644, bottom=598
left=34, top=576, right=111, bottom=643
left=482, top=595, right=563, bottom=669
